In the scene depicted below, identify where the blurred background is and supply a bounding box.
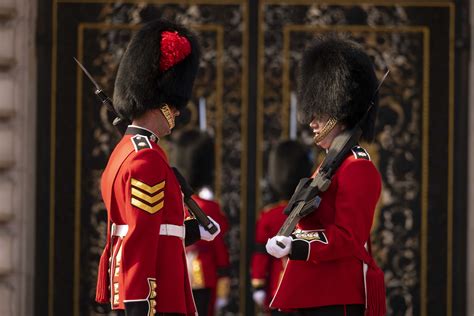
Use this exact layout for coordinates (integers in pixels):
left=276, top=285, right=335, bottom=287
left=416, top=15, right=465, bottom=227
left=0, top=0, right=472, bottom=315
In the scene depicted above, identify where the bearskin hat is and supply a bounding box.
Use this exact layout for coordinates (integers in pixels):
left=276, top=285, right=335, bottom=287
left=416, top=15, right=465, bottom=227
left=114, top=19, right=201, bottom=121
left=268, top=140, right=313, bottom=201
left=173, top=129, right=214, bottom=190
left=297, top=37, right=379, bottom=141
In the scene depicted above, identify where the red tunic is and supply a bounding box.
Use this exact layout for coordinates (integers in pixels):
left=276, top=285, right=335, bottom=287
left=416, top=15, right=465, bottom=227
left=185, top=195, right=230, bottom=315
left=186, top=195, right=230, bottom=288
left=270, top=152, right=382, bottom=310
left=250, top=201, right=288, bottom=308
left=96, top=132, right=196, bottom=315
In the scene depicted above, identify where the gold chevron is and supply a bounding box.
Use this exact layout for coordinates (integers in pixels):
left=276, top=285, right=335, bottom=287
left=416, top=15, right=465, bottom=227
left=131, top=178, right=165, bottom=194
left=131, top=188, right=164, bottom=204
left=131, top=198, right=164, bottom=214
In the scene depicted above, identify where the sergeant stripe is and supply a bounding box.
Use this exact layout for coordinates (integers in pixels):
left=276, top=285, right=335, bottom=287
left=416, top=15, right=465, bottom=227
left=131, top=198, right=164, bottom=214
left=131, top=188, right=164, bottom=204
left=131, top=179, right=165, bottom=194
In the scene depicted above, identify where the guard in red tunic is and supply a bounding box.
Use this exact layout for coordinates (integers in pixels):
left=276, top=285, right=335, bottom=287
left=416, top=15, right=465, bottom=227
left=173, top=129, right=231, bottom=316
left=95, top=19, right=220, bottom=316
left=251, top=140, right=312, bottom=316
left=265, top=38, right=385, bottom=316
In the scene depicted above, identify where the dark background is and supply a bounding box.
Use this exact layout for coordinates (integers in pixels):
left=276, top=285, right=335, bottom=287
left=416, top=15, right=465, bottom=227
left=35, top=1, right=469, bottom=315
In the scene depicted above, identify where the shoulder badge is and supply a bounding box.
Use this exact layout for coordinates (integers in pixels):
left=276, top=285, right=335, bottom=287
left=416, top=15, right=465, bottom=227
left=351, top=146, right=370, bottom=160
left=293, top=229, right=328, bottom=244
left=131, top=134, right=152, bottom=152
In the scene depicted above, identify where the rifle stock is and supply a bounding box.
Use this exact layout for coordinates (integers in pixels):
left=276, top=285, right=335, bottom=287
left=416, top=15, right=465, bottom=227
left=276, top=128, right=361, bottom=247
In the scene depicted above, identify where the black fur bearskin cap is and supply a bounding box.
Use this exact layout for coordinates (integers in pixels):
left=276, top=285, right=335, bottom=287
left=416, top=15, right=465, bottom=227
left=173, top=129, right=214, bottom=191
left=268, top=140, right=313, bottom=201
left=297, top=37, right=379, bottom=142
left=113, top=19, right=201, bottom=121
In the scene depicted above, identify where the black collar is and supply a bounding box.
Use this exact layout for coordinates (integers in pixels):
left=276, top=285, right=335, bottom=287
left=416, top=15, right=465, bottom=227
left=125, top=126, right=159, bottom=143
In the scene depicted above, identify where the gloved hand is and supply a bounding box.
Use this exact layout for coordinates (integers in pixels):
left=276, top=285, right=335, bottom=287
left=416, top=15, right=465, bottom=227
left=252, top=290, right=266, bottom=306
left=266, top=235, right=292, bottom=258
left=199, top=216, right=221, bottom=241
left=215, top=297, right=228, bottom=311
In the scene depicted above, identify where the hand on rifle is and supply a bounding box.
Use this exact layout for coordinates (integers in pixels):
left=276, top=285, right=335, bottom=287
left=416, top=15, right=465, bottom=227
left=266, top=235, right=292, bottom=258
left=199, top=216, right=221, bottom=241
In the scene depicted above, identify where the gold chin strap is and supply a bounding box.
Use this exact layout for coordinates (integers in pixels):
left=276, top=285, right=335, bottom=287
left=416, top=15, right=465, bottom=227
left=160, top=104, right=175, bottom=129
left=314, top=117, right=338, bottom=143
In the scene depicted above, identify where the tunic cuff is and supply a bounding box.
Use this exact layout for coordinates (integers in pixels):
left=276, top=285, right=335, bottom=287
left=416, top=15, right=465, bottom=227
left=289, top=239, right=310, bottom=261
left=217, top=267, right=231, bottom=277
left=251, top=278, right=266, bottom=290
left=254, top=242, right=267, bottom=254
left=184, top=218, right=200, bottom=246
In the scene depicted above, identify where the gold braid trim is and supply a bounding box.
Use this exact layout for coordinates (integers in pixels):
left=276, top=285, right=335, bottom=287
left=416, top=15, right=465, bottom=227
left=313, top=117, right=338, bottom=144
left=160, top=104, right=175, bottom=129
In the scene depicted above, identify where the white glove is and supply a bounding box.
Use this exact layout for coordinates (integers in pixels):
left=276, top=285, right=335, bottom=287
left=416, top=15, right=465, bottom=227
left=215, top=297, right=228, bottom=310
left=252, top=290, right=266, bottom=306
left=199, top=216, right=221, bottom=241
left=266, top=236, right=292, bottom=258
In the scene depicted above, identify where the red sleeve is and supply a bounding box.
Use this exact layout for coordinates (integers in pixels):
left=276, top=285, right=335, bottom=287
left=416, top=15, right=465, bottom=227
left=213, top=233, right=230, bottom=272
left=291, top=159, right=381, bottom=262
left=251, top=211, right=271, bottom=289
left=212, top=201, right=230, bottom=234
left=211, top=203, right=230, bottom=272
left=121, top=149, right=166, bottom=300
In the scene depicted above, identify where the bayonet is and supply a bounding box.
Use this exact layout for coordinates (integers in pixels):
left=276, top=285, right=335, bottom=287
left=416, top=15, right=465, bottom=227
left=74, top=57, right=125, bottom=126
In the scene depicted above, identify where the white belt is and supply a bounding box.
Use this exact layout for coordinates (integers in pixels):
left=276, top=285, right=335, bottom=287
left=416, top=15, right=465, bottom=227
left=111, top=223, right=184, bottom=239
left=159, top=224, right=185, bottom=239
left=111, top=224, right=129, bottom=237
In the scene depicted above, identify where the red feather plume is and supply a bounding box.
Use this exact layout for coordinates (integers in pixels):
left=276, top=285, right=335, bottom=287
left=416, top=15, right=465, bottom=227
left=159, top=31, right=192, bottom=72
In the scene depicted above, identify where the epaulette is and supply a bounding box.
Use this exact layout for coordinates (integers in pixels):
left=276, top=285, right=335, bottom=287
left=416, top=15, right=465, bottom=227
left=351, top=146, right=370, bottom=160
left=131, top=134, right=152, bottom=152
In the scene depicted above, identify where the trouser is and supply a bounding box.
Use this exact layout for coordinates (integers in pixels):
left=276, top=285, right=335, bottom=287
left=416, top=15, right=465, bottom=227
left=272, top=310, right=297, bottom=316
left=115, top=302, right=186, bottom=316
left=116, top=311, right=184, bottom=316
left=193, top=288, right=212, bottom=316
left=295, top=304, right=364, bottom=316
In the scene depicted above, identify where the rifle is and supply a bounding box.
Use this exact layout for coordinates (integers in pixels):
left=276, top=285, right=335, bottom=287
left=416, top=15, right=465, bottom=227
left=276, top=70, right=390, bottom=247
left=276, top=128, right=361, bottom=247
left=74, top=57, right=219, bottom=234
left=172, top=168, right=218, bottom=234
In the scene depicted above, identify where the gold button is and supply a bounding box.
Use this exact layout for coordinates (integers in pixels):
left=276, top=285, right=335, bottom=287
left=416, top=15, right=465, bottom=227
left=150, top=290, right=157, bottom=299
left=151, top=307, right=156, bottom=315
left=113, top=294, right=119, bottom=305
